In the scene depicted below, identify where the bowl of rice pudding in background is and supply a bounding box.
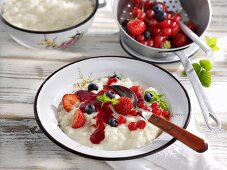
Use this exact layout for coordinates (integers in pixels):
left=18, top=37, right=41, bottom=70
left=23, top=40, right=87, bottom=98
left=0, top=0, right=105, bottom=49
left=34, top=56, right=191, bottom=160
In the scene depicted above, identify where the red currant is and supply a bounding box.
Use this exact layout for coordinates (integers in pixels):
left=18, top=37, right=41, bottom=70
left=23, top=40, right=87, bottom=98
left=162, top=110, right=170, bottom=118
left=144, top=0, right=153, bottom=10
left=170, top=25, right=180, bottom=37
left=136, top=34, right=145, bottom=42
left=117, top=115, right=126, bottom=124
left=153, top=36, right=165, bottom=48
left=130, top=86, right=144, bottom=99
left=147, top=39, right=153, bottom=47
left=132, top=0, right=142, bottom=5
left=137, top=12, right=146, bottom=20
left=138, top=101, right=145, bottom=108
left=169, top=21, right=177, bottom=28
left=129, top=109, right=138, bottom=116
left=172, top=14, right=182, bottom=23
left=132, top=7, right=141, bottom=17
left=152, top=28, right=161, bottom=36
left=148, top=19, right=158, bottom=28
left=158, top=19, right=171, bottom=28
left=151, top=102, right=159, bottom=109
left=161, top=28, right=172, bottom=37
left=128, top=122, right=137, bottom=131
left=142, top=105, right=152, bottom=112
left=141, top=40, right=148, bottom=45
left=137, top=120, right=146, bottom=129
left=187, top=20, right=196, bottom=31
left=145, top=10, right=155, bottom=19
left=152, top=107, right=161, bottom=116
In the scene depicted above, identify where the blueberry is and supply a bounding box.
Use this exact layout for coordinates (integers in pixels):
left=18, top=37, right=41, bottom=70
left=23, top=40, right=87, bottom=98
left=152, top=4, right=163, bottom=13
left=106, top=91, right=115, bottom=99
left=84, top=104, right=96, bottom=114
left=143, top=30, right=151, bottom=40
left=108, top=118, right=118, bottom=127
left=88, top=83, right=98, bottom=91
left=144, top=92, right=153, bottom=102
left=155, top=11, right=166, bottom=21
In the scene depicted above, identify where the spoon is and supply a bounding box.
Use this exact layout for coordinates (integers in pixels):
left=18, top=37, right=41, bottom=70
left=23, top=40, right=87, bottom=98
left=105, top=85, right=208, bottom=153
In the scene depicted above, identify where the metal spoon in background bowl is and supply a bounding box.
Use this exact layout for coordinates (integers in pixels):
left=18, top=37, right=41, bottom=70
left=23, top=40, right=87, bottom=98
left=105, top=85, right=208, bottom=153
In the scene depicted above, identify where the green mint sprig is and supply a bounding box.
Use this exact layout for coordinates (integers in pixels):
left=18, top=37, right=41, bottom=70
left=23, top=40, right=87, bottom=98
left=163, top=40, right=171, bottom=49
left=205, top=36, right=220, bottom=52
left=97, top=93, right=119, bottom=105
left=182, top=59, right=212, bottom=87
left=144, top=89, right=169, bottom=111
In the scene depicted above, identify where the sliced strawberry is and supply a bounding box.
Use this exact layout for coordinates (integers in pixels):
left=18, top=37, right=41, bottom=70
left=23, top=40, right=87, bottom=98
left=127, top=19, right=146, bottom=36
left=113, top=97, right=133, bottom=115
left=62, top=94, right=79, bottom=112
left=72, top=109, right=86, bottom=129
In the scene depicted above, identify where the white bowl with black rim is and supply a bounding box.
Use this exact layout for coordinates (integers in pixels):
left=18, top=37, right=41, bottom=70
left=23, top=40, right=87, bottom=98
left=34, top=56, right=191, bottom=160
left=0, top=0, right=105, bottom=49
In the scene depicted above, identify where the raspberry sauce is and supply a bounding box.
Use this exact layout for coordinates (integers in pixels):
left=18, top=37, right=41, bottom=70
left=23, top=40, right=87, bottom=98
left=75, top=89, right=114, bottom=144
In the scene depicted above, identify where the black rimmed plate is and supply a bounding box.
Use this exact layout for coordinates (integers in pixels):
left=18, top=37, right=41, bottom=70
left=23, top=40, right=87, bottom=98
left=34, top=56, right=191, bottom=160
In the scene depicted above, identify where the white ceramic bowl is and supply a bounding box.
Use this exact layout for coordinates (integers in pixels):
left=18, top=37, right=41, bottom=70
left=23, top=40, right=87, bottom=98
left=0, top=0, right=99, bottom=49
left=34, top=56, right=191, bottom=160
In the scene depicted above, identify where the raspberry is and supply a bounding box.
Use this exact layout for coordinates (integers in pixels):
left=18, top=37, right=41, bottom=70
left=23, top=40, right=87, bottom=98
left=137, top=120, right=146, bottom=129
left=127, top=19, right=146, bottom=36
left=128, top=122, right=137, bottom=131
left=113, top=97, right=133, bottom=115
left=117, top=116, right=126, bottom=124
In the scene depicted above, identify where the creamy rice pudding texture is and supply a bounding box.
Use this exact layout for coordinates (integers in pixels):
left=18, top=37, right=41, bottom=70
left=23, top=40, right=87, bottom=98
left=57, top=77, right=162, bottom=150
left=1, top=0, right=94, bottom=31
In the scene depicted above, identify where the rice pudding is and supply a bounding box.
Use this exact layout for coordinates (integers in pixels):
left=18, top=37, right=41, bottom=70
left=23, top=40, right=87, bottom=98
left=57, top=74, right=171, bottom=150
left=1, top=0, right=94, bottom=31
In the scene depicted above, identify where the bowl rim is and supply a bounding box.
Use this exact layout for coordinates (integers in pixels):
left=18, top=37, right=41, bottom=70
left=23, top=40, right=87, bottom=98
left=0, top=0, right=98, bottom=34
left=34, top=56, right=191, bottom=160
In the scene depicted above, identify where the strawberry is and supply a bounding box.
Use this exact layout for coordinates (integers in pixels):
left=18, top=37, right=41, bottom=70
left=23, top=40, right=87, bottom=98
left=62, top=94, right=79, bottom=112
left=127, top=19, right=146, bottom=36
left=172, top=32, right=189, bottom=48
left=72, top=109, right=86, bottom=129
left=130, top=86, right=143, bottom=99
left=113, top=97, right=133, bottom=115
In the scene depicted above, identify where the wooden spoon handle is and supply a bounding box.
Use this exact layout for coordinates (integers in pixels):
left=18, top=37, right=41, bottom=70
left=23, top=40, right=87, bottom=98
left=148, top=114, right=208, bottom=153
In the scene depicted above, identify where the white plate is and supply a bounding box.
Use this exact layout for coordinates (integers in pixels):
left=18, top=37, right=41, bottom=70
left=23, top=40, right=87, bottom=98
left=34, top=56, right=191, bottom=160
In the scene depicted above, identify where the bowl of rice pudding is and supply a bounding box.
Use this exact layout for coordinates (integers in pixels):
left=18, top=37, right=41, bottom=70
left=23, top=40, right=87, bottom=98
left=0, top=0, right=102, bottom=49
left=34, top=56, right=191, bottom=160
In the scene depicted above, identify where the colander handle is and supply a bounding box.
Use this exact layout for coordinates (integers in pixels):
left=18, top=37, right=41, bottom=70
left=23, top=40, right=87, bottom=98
left=176, top=50, right=221, bottom=130
left=180, top=22, right=213, bottom=58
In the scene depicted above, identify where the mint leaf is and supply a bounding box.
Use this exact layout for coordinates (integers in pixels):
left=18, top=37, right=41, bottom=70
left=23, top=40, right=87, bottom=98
left=97, top=93, right=119, bottom=105
left=144, top=89, right=169, bottom=111
left=181, top=59, right=212, bottom=88
left=163, top=40, right=171, bottom=49
left=205, top=36, right=220, bottom=52
left=182, top=63, right=201, bottom=76
left=199, top=59, right=212, bottom=71
left=198, top=70, right=211, bottom=87
left=159, top=100, right=168, bottom=111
